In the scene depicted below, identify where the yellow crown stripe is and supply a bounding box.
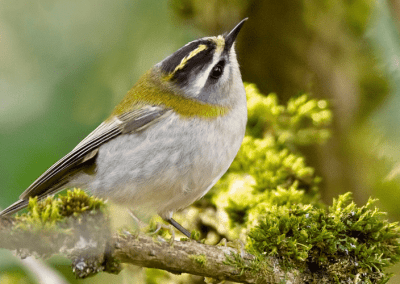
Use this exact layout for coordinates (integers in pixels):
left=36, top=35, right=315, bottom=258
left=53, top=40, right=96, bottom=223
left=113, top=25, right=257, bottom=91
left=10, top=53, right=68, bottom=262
left=174, top=44, right=208, bottom=72
left=163, top=44, right=208, bottom=81
left=211, top=35, right=225, bottom=54
left=111, top=71, right=229, bottom=119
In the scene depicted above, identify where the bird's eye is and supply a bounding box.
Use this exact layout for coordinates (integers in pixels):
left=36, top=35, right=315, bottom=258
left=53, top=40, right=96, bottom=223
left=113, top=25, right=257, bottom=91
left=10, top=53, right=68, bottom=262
left=210, top=61, right=225, bottom=79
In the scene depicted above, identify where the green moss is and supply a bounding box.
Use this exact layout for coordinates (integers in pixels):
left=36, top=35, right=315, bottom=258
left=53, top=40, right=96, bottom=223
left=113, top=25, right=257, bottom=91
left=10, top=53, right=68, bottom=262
left=190, top=230, right=201, bottom=241
left=245, top=83, right=332, bottom=144
left=189, top=254, right=208, bottom=268
left=58, top=188, right=106, bottom=217
left=14, top=196, right=63, bottom=233
left=10, top=189, right=108, bottom=257
left=224, top=250, right=276, bottom=283
left=227, top=136, right=320, bottom=193
left=247, top=193, right=400, bottom=283
left=209, top=85, right=327, bottom=208
left=14, top=189, right=106, bottom=231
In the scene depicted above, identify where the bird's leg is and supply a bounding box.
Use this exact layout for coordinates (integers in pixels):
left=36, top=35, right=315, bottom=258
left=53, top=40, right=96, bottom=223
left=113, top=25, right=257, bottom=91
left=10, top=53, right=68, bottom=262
left=164, top=217, right=191, bottom=238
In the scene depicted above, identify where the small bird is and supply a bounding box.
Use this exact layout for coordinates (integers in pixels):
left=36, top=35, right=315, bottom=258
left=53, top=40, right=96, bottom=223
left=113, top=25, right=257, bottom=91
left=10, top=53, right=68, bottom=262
left=0, top=19, right=248, bottom=238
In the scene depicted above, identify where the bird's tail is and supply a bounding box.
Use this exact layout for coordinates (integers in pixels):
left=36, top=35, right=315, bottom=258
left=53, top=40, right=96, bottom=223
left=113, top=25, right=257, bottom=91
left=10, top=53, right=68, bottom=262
left=0, top=169, right=86, bottom=218
left=0, top=199, right=29, bottom=217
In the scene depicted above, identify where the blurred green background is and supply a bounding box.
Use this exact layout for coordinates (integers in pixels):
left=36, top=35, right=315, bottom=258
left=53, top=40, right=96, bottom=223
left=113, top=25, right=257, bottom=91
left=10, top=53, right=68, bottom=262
left=1, top=0, right=400, bottom=283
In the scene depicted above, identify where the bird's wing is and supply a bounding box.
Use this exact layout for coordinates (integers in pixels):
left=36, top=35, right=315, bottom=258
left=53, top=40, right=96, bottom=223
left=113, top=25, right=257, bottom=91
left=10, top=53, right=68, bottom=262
left=18, top=105, right=170, bottom=200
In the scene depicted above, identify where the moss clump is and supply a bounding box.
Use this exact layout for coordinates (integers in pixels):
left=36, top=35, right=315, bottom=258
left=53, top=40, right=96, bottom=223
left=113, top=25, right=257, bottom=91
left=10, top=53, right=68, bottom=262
left=228, top=136, right=320, bottom=193
left=14, top=196, right=63, bottom=233
left=189, top=254, right=208, bottom=268
left=245, top=83, right=331, bottom=144
left=58, top=188, right=106, bottom=217
left=15, top=188, right=106, bottom=228
left=11, top=189, right=107, bottom=258
left=247, top=193, right=400, bottom=283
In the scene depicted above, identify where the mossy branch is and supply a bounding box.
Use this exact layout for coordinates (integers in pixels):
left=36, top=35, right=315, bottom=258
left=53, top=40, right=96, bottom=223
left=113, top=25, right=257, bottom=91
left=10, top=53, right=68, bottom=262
left=0, top=208, right=319, bottom=283
left=112, top=233, right=297, bottom=283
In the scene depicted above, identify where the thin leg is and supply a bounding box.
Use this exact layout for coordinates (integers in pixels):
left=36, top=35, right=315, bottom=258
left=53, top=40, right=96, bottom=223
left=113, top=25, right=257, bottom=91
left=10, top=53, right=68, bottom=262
left=165, top=217, right=191, bottom=238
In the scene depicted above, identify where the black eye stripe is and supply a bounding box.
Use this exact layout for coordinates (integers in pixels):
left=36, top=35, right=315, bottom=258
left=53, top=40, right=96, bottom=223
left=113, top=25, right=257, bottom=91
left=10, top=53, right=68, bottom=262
left=160, top=41, right=216, bottom=87
left=160, top=40, right=215, bottom=75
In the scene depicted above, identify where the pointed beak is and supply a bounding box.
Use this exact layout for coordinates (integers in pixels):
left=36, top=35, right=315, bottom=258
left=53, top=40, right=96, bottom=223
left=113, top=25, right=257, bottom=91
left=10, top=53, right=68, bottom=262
left=225, top=18, right=248, bottom=50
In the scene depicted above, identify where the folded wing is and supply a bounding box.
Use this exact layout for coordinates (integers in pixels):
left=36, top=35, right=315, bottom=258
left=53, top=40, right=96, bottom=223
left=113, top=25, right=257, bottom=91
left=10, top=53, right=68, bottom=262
left=0, top=105, right=170, bottom=216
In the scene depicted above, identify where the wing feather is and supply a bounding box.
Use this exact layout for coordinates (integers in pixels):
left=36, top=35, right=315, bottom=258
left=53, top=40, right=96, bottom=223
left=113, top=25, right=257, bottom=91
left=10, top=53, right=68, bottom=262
left=17, top=106, right=169, bottom=201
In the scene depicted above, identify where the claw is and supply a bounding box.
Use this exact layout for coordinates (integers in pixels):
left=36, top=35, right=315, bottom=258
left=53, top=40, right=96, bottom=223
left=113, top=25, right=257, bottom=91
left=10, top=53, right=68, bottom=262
left=150, top=222, right=175, bottom=245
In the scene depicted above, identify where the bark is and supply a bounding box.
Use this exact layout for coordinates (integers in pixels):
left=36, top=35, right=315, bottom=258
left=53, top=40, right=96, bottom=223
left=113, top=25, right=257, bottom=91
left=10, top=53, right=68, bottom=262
left=110, top=233, right=305, bottom=284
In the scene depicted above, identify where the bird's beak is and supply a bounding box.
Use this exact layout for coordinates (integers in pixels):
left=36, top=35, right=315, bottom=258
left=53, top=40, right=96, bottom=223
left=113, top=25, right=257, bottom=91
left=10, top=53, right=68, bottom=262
left=225, top=18, right=248, bottom=50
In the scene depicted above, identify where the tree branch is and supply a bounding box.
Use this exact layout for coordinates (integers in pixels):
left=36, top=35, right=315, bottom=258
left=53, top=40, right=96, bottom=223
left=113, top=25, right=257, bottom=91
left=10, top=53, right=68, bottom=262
left=0, top=214, right=315, bottom=283
left=114, top=233, right=256, bottom=282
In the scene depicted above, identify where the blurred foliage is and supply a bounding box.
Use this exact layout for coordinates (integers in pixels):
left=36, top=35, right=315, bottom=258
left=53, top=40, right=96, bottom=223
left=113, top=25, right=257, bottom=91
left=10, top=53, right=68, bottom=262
left=171, top=0, right=389, bottom=118
left=245, top=84, right=331, bottom=143
left=171, top=0, right=247, bottom=33
left=0, top=272, right=33, bottom=284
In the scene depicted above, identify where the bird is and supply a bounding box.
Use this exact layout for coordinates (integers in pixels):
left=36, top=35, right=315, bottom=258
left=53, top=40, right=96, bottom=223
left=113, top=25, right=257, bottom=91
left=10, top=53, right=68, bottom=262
left=0, top=18, right=248, bottom=238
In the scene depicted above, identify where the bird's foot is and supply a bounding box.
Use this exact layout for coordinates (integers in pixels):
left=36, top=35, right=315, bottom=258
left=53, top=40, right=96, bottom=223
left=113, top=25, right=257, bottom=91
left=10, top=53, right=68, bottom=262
left=150, top=222, right=175, bottom=245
